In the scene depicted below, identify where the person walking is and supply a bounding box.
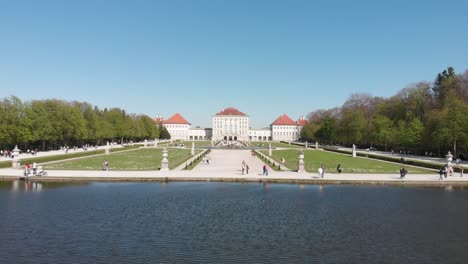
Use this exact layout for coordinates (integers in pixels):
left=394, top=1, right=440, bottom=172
left=103, top=160, right=109, bottom=171
left=241, top=163, right=245, bottom=175
left=246, top=164, right=249, bottom=174
left=265, top=165, right=269, bottom=176
left=32, top=162, right=37, bottom=176
left=318, top=166, right=323, bottom=178
left=439, top=167, right=444, bottom=180
left=337, top=164, right=342, bottom=174
left=461, top=166, right=464, bottom=177
left=400, top=167, right=407, bottom=179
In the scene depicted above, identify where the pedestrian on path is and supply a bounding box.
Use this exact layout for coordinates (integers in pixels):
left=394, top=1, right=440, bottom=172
left=103, top=160, right=109, bottom=171
left=461, top=166, right=464, bottom=177
left=246, top=164, right=249, bottom=174
left=337, top=164, right=342, bottom=174
left=262, top=164, right=269, bottom=176
left=439, top=167, right=444, bottom=180
left=241, top=163, right=245, bottom=175
left=32, top=162, right=37, bottom=176
left=318, top=164, right=325, bottom=178
left=400, top=167, right=407, bottom=179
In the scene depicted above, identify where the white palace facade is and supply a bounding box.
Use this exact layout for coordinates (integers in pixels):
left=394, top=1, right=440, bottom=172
left=158, top=107, right=307, bottom=142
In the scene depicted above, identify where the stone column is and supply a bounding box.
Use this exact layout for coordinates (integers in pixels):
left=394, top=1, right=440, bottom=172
left=154, top=139, right=158, bottom=147
left=191, top=141, right=195, bottom=155
left=161, top=148, right=169, bottom=171
left=352, top=144, right=356, bottom=158
left=315, top=141, right=318, bottom=150
left=12, top=145, right=21, bottom=169
left=268, top=142, right=272, bottom=156
left=305, top=141, right=308, bottom=149
left=144, top=139, right=148, bottom=148
left=298, top=150, right=305, bottom=173
left=105, top=141, right=110, bottom=155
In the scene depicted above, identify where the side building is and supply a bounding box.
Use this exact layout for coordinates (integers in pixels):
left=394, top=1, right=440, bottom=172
left=270, top=114, right=308, bottom=142
left=161, top=113, right=212, bottom=141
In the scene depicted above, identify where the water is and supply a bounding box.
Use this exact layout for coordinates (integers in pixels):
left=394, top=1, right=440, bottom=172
left=1, top=181, right=467, bottom=264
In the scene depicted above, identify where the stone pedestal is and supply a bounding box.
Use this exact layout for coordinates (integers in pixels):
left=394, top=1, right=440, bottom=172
left=305, top=141, right=308, bottom=149
left=352, top=144, right=356, bottom=158
left=268, top=143, right=272, bottom=156
left=154, top=139, right=158, bottom=147
left=446, top=151, right=453, bottom=172
left=12, top=145, right=21, bottom=169
left=160, top=148, right=169, bottom=171
left=298, top=150, right=305, bottom=173
left=315, top=141, right=318, bottom=150
left=105, top=141, right=110, bottom=155
left=144, top=139, right=148, bottom=148
left=191, top=142, right=195, bottom=156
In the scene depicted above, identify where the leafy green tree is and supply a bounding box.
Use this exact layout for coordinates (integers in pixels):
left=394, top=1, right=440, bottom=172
left=370, top=115, right=392, bottom=150
left=315, top=116, right=336, bottom=144
left=159, top=126, right=171, bottom=140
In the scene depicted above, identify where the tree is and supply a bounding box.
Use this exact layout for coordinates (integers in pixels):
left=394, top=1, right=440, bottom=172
left=315, top=116, right=336, bottom=144
left=159, top=126, right=171, bottom=140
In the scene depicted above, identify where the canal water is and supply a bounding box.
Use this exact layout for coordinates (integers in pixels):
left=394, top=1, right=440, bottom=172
left=0, top=181, right=467, bottom=264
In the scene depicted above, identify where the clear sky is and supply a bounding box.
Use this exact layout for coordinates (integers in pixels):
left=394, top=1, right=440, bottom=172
left=1, top=0, right=467, bottom=128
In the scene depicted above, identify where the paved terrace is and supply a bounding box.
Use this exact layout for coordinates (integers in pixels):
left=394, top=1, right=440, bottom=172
left=0, top=149, right=466, bottom=186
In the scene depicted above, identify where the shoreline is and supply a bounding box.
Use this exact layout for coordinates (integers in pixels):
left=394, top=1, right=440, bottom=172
left=1, top=174, right=467, bottom=187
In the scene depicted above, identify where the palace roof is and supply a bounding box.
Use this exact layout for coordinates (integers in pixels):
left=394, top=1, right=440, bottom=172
left=162, top=113, right=191, bottom=125
left=296, top=116, right=308, bottom=126
left=271, top=114, right=298, bottom=126
left=215, top=107, right=247, bottom=116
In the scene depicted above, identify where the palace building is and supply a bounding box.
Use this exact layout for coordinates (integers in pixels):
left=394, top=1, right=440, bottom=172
left=157, top=107, right=307, bottom=142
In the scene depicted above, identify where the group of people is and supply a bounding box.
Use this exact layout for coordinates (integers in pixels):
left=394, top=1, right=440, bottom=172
left=1, top=148, right=39, bottom=158
left=439, top=165, right=464, bottom=180
left=23, top=162, right=38, bottom=176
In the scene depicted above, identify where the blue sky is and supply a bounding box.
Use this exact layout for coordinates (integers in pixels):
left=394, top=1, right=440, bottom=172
left=1, top=0, right=467, bottom=128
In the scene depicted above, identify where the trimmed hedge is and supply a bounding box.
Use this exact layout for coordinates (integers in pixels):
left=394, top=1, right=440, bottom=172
left=0, top=146, right=141, bottom=169
left=323, top=148, right=459, bottom=172
left=184, top=149, right=211, bottom=170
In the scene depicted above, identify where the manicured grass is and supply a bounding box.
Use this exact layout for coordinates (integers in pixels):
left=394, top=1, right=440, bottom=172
left=46, top=148, right=194, bottom=170
left=249, top=142, right=302, bottom=149
left=262, top=149, right=433, bottom=174
left=0, top=146, right=140, bottom=169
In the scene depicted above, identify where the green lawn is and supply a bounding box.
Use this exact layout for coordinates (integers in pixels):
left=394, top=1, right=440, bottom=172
left=262, top=149, right=433, bottom=174
left=249, top=142, right=302, bottom=149
left=46, top=148, right=196, bottom=170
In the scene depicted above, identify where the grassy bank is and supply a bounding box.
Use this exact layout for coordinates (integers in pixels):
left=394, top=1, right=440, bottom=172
left=262, top=149, right=433, bottom=174
left=45, top=148, right=194, bottom=170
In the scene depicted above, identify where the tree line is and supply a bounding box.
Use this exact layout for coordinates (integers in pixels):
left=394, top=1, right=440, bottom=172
left=301, top=67, right=468, bottom=158
left=0, top=97, right=168, bottom=151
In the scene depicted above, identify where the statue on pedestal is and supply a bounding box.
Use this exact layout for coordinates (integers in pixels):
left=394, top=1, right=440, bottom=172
left=298, top=150, right=305, bottom=173
left=161, top=148, right=169, bottom=171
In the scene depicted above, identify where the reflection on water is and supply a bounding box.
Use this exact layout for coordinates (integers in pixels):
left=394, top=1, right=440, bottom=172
left=11, top=180, right=43, bottom=192
left=1, top=182, right=468, bottom=264
left=0, top=180, right=91, bottom=192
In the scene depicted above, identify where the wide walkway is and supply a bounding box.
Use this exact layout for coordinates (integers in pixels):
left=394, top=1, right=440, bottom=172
left=192, top=149, right=271, bottom=176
